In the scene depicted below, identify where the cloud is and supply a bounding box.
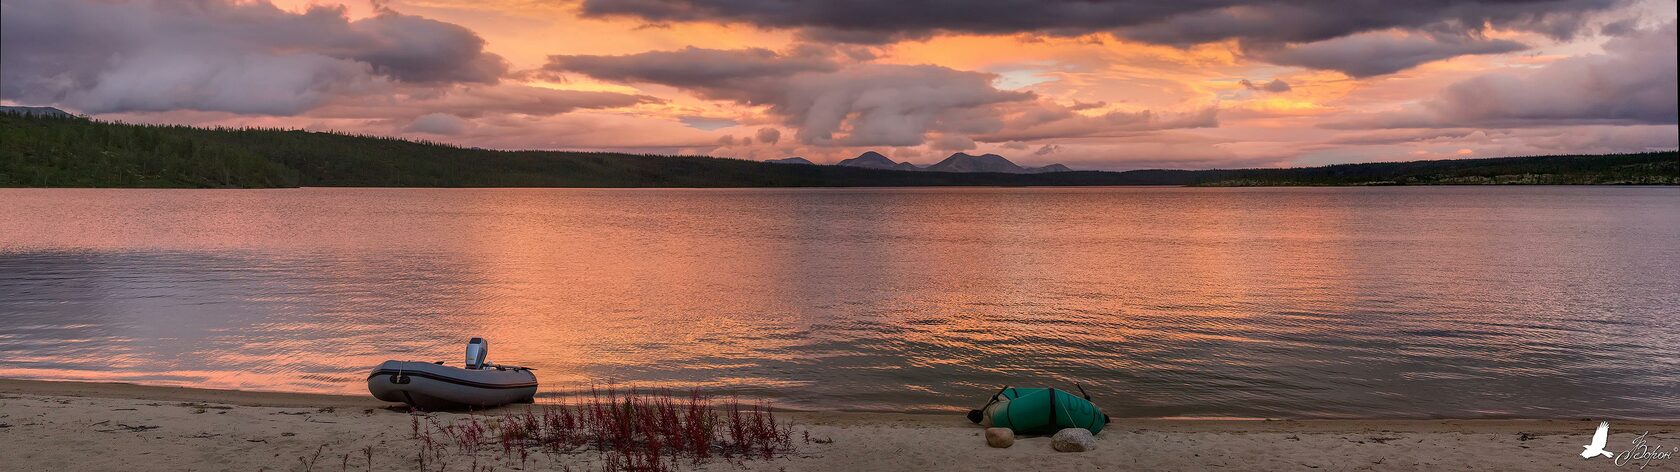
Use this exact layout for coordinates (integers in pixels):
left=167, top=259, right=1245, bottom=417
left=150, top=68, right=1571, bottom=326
left=976, top=103, right=1219, bottom=142
left=579, top=0, right=1624, bottom=46
left=0, top=0, right=509, bottom=114
left=404, top=113, right=469, bottom=135
left=1114, top=1, right=1614, bottom=46
left=410, top=111, right=728, bottom=151
left=314, top=83, right=655, bottom=120
left=547, top=47, right=1033, bottom=146
left=929, top=134, right=977, bottom=151
left=1004, top=139, right=1295, bottom=171
left=1329, top=22, right=1677, bottom=128
left=547, top=46, right=1221, bottom=147
left=1068, top=100, right=1108, bottom=111
left=64, top=50, right=372, bottom=116
left=678, top=116, right=739, bottom=130
left=344, top=12, right=509, bottom=84
left=1240, top=79, right=1292, bottom=93
left=782, top=65, right=1033, bottom=146
left=1600, top=18, right=1641, bottom=36
left=577, top=0, right=1631, bottom=75
left=544, top=47, right=838, bottom=92
left=755, top=127, right=782, bottom=145
left=1247, top=31, right=1528, bottom=77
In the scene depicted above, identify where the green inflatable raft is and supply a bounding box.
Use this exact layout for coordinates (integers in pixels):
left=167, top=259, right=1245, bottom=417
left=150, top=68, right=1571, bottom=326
left=966, top=386, right=1109, bottom=435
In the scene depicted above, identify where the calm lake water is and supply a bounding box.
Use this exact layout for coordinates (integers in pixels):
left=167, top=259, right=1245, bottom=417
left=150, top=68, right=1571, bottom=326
left=1, top=187, right=1677, bottom=419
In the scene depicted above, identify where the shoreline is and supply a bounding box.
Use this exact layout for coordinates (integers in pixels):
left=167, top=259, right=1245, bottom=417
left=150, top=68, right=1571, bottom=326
left=2, top=183, right=1677, bottom=190
left=5, top=378, right=1676, bottom=471
left=7, top=378, right=1675, bottom=422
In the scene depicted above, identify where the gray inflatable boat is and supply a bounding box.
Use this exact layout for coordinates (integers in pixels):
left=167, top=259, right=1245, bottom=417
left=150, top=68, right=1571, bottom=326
left=367, top=338, right=537, bottom=410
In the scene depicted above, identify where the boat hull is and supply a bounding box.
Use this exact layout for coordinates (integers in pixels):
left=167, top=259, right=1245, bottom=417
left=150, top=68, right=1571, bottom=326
left=367, top=360, right=537, bottom=410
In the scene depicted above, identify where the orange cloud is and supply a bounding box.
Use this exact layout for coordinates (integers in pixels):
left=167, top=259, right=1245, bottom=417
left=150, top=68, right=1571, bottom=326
left=6, top=0, right=1674, bottom=170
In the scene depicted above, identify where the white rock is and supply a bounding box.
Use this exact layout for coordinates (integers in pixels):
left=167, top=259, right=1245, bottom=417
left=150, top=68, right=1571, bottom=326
left=985, top=428, right=1014, bottom=448
left=1051, top=428, right=1097, bottom=452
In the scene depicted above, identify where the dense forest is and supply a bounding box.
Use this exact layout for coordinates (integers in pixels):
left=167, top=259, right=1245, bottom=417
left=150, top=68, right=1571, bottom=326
left=2, top=113, right=1675, bottom=188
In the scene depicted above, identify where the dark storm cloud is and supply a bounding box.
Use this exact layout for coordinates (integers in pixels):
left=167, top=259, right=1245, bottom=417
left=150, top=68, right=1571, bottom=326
left=579, top=0, right=1625, bottom=75
left=1328, top=23, right=1678, bottom=128
left=342, top=12, right=509, bottom=84
left=0, top=0, right=513, bottom=114
left=1112, top=0, right=1613, bottom=45
left=579, top=0, right=1623, bottom=45
left=546, top=47, right=1033, bottom=146
left=1246, top=32, right=1529, bottom=77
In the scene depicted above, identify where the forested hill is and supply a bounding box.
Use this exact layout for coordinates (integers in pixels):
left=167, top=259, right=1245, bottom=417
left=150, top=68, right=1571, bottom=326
left=2, top=113, right=1675, bottom=188
left=0, top=113, right=1167, bottom=188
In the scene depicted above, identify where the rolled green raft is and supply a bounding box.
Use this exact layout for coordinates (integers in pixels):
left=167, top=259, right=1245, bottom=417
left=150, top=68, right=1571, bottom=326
left=967, top=387, right=1108, bottom=435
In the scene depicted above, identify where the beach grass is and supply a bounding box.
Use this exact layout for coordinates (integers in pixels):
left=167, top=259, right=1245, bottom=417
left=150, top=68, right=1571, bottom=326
left=409, top=387, right=793, bottom=472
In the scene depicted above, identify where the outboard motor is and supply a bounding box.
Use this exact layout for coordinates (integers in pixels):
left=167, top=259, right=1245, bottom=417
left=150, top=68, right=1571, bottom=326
left=465, top=337, right=488, bottom=370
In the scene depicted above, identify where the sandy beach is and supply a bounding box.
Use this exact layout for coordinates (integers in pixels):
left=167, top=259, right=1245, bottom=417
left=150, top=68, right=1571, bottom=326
left=3, top=379, right=1673, bottom=471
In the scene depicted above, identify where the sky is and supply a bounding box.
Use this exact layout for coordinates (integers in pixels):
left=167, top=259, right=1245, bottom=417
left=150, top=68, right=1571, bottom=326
left=2, top=0, right=1676, bottom=170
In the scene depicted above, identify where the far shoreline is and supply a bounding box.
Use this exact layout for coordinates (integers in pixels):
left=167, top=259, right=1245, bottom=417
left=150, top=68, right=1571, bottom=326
left=4, top=114, right=1674, bottom=188
left=2, top=182, right=1678, bottom=190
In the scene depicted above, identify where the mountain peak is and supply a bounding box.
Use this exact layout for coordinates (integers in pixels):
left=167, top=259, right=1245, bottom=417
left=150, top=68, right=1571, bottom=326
left=765, top=157, right=815, bottom=165
left=927, top=152, right=1024, bottom=173
left=1028, top=163, right=1073, bottom=173
left=837, top=151, right=911, bottom=170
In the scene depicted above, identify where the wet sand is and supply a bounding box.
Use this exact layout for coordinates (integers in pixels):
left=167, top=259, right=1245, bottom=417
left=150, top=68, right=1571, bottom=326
left=2, top=379, right=1674, bottom=471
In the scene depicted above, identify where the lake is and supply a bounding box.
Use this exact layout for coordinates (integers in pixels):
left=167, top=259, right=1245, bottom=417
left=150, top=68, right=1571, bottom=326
left=1, top=187, right=1676, bottom=419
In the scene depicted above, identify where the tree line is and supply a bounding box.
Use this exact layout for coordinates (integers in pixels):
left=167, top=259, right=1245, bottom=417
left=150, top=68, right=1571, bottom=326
left=2, top=113, right=1674, bottom=188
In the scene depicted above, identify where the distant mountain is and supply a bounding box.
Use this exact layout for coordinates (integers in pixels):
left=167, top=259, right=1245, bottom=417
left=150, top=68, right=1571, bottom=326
left=836, top=151, right=911, bottom=170
left=0, top=106, right=73, bottom=118
left=830, top=150, right=1069, bottom=173
left=765, top=157, right=815, bottom=165
left=925, top=153, right=1024, bottom=173
left=918, top=152, right=1072, bottom=174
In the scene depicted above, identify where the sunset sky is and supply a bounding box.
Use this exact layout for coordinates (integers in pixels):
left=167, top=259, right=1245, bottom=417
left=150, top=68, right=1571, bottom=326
left=3, top=0, right=1676, bottom=170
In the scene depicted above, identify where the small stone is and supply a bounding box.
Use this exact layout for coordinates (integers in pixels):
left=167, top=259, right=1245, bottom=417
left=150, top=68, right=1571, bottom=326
left=1051, top=428, right=1097, bottom=452
left=985, top=428, right=1014, bottom=448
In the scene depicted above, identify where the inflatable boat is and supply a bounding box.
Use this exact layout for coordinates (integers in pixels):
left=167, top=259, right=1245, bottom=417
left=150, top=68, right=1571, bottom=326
left=367, top=338, right=537, bottom=410
left=966, top=386, right=1109, bottom=435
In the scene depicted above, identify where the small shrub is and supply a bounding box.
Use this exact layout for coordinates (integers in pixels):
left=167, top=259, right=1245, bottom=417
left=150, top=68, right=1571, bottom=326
left=415, top=387, right=797, bottom=472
